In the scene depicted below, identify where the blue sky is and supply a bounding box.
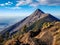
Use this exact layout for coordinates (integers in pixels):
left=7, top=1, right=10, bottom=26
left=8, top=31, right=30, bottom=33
left=0, top=0, right=60, bottom=18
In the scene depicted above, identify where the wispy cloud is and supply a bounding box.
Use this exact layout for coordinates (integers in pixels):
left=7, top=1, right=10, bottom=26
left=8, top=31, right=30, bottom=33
left=5, top=7, right=21, bottom=10
left=10, top=7, right=21, bottom=9
left=37, top=0, right=60, bottom=5
left=16, top=0, right=26, bottom=7
left=16, top=0, right=32, bottom=7
left=0, top=4, right=5, bottom=6
left=30, top=2, right=39, bottom=7
left=5, top=1, right=13, bottom=5
left=16, top=0, right=40, bottom=8
left=0, top=1, right=13, bottom=6
left=15, top=0, right=60, bottom=8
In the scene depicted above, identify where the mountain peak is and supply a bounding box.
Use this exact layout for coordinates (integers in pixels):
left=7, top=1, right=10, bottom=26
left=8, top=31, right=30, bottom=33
left=31, top=9, right=45, bottom=16
left=35, top=9, right=44, bottom=14
left=36, top=9, right=40, bottom=11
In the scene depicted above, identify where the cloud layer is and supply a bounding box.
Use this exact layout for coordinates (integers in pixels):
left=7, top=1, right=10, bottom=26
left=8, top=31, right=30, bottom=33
left=37, top=0, right=60, bottom=5
left=16, top=0, right=60, bottom=7
left=0, top=0, right=60, bottom=9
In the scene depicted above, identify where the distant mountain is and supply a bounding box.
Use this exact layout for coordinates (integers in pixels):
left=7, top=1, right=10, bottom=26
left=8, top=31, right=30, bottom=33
left=0, top=23, right=8, bottom=31
left=1, top=9, right=60, bottom=35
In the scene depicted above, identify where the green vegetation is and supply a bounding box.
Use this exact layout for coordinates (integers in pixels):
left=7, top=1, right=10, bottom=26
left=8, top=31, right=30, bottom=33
left=0, top=34, right=4, bottom=44
left=4, top=32, right=10, bottom=39
left=22, top=25, right=27, bottom=33
left=42, top=22, right=51, bottom=29
left=12, top=25, right=28, bottom=38
left=0, top=31, right=10, bottom=45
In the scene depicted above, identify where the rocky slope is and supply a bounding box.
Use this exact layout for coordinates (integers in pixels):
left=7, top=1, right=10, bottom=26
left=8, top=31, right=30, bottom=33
left=4, top=21, right=60, bottom=45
